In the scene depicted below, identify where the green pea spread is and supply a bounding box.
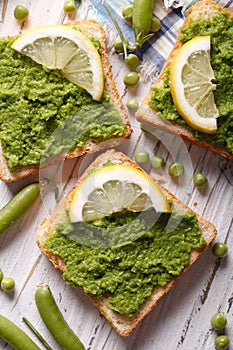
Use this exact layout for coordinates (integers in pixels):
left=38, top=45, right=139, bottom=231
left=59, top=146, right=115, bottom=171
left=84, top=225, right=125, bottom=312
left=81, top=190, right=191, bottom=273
left=0, top=37, right=126, bottom=172
left=45, top=207, right=206, bottom=317
left=149, top=11, right=233, bottom=154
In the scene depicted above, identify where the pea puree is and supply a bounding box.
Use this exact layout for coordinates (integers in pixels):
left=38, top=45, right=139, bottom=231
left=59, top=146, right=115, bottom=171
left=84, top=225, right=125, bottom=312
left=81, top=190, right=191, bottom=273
left=0, top=37, right=126, bottom=171
left=45, top=208, right=206, bottom=317
left=149, top=12, right=233, bottom=154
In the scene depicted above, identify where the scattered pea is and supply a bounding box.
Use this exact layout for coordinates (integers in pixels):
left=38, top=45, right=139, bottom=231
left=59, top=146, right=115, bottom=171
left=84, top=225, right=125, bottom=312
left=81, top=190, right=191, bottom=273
left=14, top=5, right=29, bottom=21
left=193, top=173, right=208, bottom=187
left=122, top=4, right=133, bottom=22
left=63, top=0, right=76, bottom=13
left=168, top=161, right=184, bottom=177
left=151, top=156, right=165, bottom=169
left=0, top=269, right=3, bottom=283
left=125, top=53, right=140, bottom=70
left=114, top=36, right=125, bottom=53
left=150, top=17, right=161, bottom=32
left=212, top=242, right=228, bottom=258
left=214, top=335, right=230, bottom=350
left=1, top=277, right=15, bottom=292
left=211, top=313, right=227, bottom=331
left=123, top=71, right=140, bottom=86
left=126, top=98, right=139, bottom=110
left=134, top=151, right=149, bottom=164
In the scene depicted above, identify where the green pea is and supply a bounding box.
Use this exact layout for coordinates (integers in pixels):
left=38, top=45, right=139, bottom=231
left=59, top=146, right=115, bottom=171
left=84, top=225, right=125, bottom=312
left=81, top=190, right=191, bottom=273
left=211, top=313, right=227, bottom=330
left=125, top=53, right=140, bottom=70
left=212, top=242, right=228, bottom=258
left=150, top=17, right=161, bottom=32
left=114, top=36, right=128, bottom=53
left=0, top=269, right=3, bottom=283
left=134, top=151, right=149, bottom=163
left=1, top=277, right=15, bottom=292
left=0, top=314, right=40, bottom=350
left=126, top=98, right=139, bottom=109
left=114, top=37, right=124, bottom=53
left=214, top=335, right=230, bottom=350
left=14, top=5, right=29, bottom=20
left=35, top=285, right=85, bottom=350
left=122, top=4, right=133, bottom=22
left=123, top=71, right=140, bottom=86
left=151, top=156, right=165, bottom=169
left=168, top=161, right=184, bottom=177
left=64, top=0, right=76, bottom=13
left=193, top=173, right=208, bottom=187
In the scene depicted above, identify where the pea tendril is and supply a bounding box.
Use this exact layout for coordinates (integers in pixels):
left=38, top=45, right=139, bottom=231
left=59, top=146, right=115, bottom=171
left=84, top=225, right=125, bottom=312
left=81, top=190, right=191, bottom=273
left=102, top=0, right=128, bottom=58
left=22, top=317, right=53, bottom=350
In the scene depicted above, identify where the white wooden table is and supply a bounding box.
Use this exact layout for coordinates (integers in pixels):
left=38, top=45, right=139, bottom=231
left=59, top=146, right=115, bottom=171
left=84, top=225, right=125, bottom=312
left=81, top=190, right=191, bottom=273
left=0, top=1, right=233, bottom=349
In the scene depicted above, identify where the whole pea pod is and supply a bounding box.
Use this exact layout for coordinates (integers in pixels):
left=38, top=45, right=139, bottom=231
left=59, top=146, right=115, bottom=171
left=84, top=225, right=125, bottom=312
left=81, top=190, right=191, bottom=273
left=132, top=0, right=155, bottom=48
left=35, top=285, right=85, bottom=350
left=0, top=314, right=40, bottom=350
left=0, top=183, right=40, bottom=236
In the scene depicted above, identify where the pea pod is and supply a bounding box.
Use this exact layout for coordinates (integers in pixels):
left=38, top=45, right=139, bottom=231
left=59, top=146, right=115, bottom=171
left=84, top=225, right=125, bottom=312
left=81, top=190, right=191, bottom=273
left=102, top=0, right=157, bottom=52
left=0, top=314, right=40, bottom=350
left=132, top=0, right=155, bottom=48
left=0, top=183, right=40, bottom=236
left=35, top=285, right=85, bottom=350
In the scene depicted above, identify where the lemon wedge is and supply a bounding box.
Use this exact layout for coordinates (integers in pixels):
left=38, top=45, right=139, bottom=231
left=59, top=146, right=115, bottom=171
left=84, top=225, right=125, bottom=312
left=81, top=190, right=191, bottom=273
left=170, top=36, right=219, bottom=134
left=69, top=164, right=170, bottom=222
left=11, top=25, right=104, bottom=101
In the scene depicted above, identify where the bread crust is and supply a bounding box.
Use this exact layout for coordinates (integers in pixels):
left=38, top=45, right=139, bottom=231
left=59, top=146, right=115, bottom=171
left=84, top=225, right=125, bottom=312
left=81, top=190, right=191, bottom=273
left=136, top=0, right=233, bottom=162
left=36, top=149, right=217, bottom=336
left=0, top=20, right=132, bottom=182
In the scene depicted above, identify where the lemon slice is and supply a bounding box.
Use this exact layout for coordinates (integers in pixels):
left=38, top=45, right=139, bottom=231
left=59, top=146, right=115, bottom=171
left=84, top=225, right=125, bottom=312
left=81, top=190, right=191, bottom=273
left=11, top=25, right=104, bottom=101
left=69, top=164, right=170, bottom=222
left=170, top=36, right=219, bottom=134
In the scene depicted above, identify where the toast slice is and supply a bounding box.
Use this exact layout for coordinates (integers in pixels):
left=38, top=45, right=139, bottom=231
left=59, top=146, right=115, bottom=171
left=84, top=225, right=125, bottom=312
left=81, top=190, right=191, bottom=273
left=0, top=20, right=132, bottom=182
left=136, top=0, right=233, bottom=161
left=36, top=149, right=217, bottom=336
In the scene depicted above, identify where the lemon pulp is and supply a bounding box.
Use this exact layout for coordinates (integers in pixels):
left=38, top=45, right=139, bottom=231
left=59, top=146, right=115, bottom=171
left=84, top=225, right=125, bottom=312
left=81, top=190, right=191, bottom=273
left=69, top=164, right=170, bottom=222
left=11, top=25, right=104, bottom=101
left=170, top=36, right=219, bottom=134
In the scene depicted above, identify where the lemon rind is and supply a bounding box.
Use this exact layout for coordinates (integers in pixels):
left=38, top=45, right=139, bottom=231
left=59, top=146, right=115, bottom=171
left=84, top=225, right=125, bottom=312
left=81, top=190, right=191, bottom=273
left=69, top=164, right=170, bottom=222
left=11, top=25, right=104, bottom=101
left=170, top=36, right=218, bottom=134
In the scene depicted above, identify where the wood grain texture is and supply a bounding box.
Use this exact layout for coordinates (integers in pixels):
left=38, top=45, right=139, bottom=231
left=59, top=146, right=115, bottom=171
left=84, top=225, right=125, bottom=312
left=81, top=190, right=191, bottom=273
left=0, top=0, right=233, bottom=349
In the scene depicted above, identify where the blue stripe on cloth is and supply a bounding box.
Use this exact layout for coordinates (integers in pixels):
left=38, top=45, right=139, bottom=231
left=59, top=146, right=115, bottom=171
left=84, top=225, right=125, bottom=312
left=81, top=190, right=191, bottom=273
left=88, top=0, right=136, bottom=44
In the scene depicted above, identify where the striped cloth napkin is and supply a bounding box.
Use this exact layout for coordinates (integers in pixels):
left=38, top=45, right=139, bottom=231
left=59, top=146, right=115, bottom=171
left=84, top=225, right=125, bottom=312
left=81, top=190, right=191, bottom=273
left=82, top=0, right=233, bottom=83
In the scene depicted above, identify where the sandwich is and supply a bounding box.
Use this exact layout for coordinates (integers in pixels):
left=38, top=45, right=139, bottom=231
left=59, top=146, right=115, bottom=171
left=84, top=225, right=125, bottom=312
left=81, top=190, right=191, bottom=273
left=136, top=0, right=233, bottom=161
left=0, top=20, right=132, bottom=182
left=36, top=149, right=217, bottom=336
